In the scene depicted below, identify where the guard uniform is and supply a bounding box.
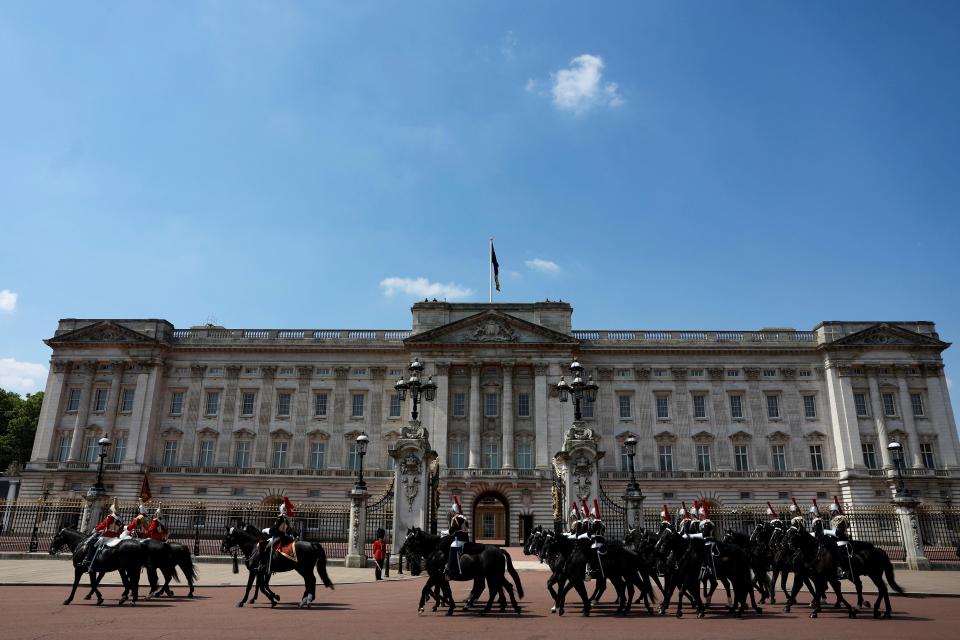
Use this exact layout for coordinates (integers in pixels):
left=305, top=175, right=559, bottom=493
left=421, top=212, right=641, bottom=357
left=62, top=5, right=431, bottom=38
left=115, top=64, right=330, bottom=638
left=788, top=496, right=806, bottom=533
left=145, top=505, right=168, bottom=541
left=373, top=528, right=386, bottom=580
left=85, top=499, right=124, bottom=568
left=767, top=501, right=786, bottom=546
left=123, top=501, right=149, bottom=539
left=825, top=496, right=853, bottom=579
left=446, top=496, right=468, bottom=578
left=259, top=496, right=296, bottom=573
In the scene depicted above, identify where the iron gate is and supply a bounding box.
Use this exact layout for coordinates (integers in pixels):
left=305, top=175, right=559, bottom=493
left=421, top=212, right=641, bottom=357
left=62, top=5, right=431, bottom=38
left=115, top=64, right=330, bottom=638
left=364, top=479, right=394, bottom=556
left=597, top=479, right=627, bottom=540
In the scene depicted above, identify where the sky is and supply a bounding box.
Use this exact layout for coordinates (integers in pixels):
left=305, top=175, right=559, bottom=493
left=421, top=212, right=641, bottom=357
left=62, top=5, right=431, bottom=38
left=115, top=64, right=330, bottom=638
left=1, top=1, right=959, bottom=417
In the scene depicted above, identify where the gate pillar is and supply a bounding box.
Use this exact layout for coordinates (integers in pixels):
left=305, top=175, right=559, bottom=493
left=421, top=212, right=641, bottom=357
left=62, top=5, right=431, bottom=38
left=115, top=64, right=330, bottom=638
left=553, top=424, right=603, bottom=526
left=892, top=495, right=931, bottom=570
left=623, top=491, right=646, bottom=530
left=345, top=488, right=369, bottom=568
left=389, top=421, right=437, bottom=553
left=80, top=486, right=108, bottom=533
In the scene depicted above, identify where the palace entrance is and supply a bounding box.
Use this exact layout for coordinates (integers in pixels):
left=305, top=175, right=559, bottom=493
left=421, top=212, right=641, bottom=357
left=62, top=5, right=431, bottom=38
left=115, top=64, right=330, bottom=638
left=472, top=491, right=509, bottom=546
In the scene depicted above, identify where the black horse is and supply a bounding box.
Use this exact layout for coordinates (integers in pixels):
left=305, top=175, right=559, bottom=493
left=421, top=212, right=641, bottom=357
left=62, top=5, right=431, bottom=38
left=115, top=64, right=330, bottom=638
left=540, top=532, right=594, bottom=616
left=49, top=527, right=146, bottom=606
left=782, top=526, right=856, bottom=619
left=144, top=541, right=198, bottom=598
left=524, top=526, right=574, bottom=615
left=398, top=527, right=523, bottom=616
left=221, top=524, right=334, bottom=608
left=654, top=527, right=707, bottom=618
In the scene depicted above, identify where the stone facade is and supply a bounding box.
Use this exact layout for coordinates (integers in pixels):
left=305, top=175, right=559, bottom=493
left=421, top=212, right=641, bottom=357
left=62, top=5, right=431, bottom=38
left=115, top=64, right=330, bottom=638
left=21, top=302, right=960, bottom=545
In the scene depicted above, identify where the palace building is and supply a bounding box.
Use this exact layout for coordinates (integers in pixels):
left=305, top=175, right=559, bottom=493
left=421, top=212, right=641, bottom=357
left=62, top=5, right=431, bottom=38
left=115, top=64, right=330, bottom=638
left=21, top=301, right=960, bottom=546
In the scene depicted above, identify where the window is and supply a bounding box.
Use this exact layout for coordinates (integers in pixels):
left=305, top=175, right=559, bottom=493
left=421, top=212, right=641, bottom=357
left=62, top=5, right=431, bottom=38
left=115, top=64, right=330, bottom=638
left=386, top=394, right=401, bottom=418
left=799, top=370, right=812, bottom=378
left=658, top=445, right=673, bottom=472
left=729, top=395, right=743, bottom=419
left=272, top=441, right=288, bottom=468
left=726, top=370, right=740, bottom=377
left=241, top=392, right=256, bottom=416
left=516, top=441, right=533, bottom=469
left=809, top=445, right=824, bottom=471
left=620, top=446, right=630, bottom=472
left=170, top=391, right=184, bottom=416
left=276, top=392, right=292, bottom=417
left=517, top=393, right=530, bottom=417
left=771, top=445, right=787, bottom=471
left=882, top=393, right=897, bottom=417
left=244, top=368, right=259, bottom=375
left=766, top=394, right=780, bottom=419
left=803, top=395, right=817, bottom=418
left=93, top=389, right=108, bottom=412
left=120, top=389, right=135, bottom=413
left=741, top=491, right=752, bottom=500
left=862, top=443, right=877, bottom=469
left=656, top=395, right=669, bottom=419
left=209, top=367, right=224, bottom=376
left=198, top=441, right=214, bottom=467
left=689, top=369, right=704, bottom=377
left=484, top=393, right=498, bottom=417
left=696, top=445, right=711, bottom=471
left=654, top=369, right=667, bottom=377
left=348, top=441, right=362, bottom=470
left=235, top=441, right=251, bottom=468
left=734, top=445, right=749, bottom=471
left=854, top=393, right=868, bottom=417
left=279, top=367, right=294, bottom=376
left=911, top=393, right=924, bottom=417
left=316, top=368, right=331, bottom=377
left=582, top=396, right=594, bottom=418
left=353, top=368, right=367, bottom=376
left=205, top=391, right=220, bottom=416
left=56, top=434, right=71, bottom=462
left=162, top=440, right=178, bottom=467
left=482, top=512, right=495, bottom=538
left=314, top=392, right=328, bottom=417
left=112, top=436, right=127, bottom=463
left=351, top=393, right=365, bottom=417
left=310, top=442, right=326, bottom=469
left=692, top=394, right=707, bottom=419
left=618, top=395, right=632, bottom=419
left=452, top=393, right=466, bottom=417
left=449, top=439, right=466, bottom=468
left=763, top=369, right=776, bottom=377
left=920, top=443, right=935, bottom=469
left=83, top=436, right=98, bottom=463
left=482, top=440, right=499, bottom=469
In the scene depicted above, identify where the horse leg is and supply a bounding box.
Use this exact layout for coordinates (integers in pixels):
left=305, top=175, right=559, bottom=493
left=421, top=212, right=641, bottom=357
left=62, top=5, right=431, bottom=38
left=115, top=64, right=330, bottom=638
left=571, top=580, right=592, bottom=617
left=299, top=566, right=316, bottom=608
left=784, top=573, right=802, bottom=613
left=589, top=577, right=604, bottom=603
left=441, top=579, right=457, bottom=616
left=237, top=569, right=256, bottom=607
left=502, top=579, right=521, bottom=615
left=547, top=574, right=560, bottom=613
left=64, top=567, right=85, bottom=605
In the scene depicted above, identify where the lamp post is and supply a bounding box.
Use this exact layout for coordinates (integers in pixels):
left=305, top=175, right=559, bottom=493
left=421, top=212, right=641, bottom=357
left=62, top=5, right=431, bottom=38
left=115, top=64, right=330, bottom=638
left=92, top=434, right=112, bottom=493
left=556, top=359, right=599, bottom=423
left=624, top=435, right=641, bottom=495
left=354, top=433, right=369, bottom=491
left=888, top=441, right=905, bottom=496
left=394, top=357, right=438, bottom=422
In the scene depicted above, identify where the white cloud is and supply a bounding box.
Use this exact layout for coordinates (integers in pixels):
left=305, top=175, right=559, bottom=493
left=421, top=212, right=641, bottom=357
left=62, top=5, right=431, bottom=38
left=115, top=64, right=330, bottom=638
left=501, top=30, right=518, bottom=61
left=525, top=258, right=560, bottom=273
left=0, top=289, right=17, bottom=313
left=380, top=277, right=472, bottom=300
left=544, top=54, right=624, bottom=114
left=0, top=357, right=47, bottom=394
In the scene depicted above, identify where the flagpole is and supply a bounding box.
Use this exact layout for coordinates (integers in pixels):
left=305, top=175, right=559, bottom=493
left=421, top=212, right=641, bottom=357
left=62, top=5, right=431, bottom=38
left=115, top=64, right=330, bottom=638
left=489, top=237, right=493, bottom=303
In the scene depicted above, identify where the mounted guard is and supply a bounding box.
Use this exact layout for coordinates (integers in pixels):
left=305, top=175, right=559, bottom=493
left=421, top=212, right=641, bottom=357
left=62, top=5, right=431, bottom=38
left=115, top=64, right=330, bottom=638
left=445, top=495, right=468, bottom=579
left=788, top=496, right=806, bottom=532
left=688, top=500, right=702, bottom=535
left=84, top=498, right=124, bottom=570
left=122, top=500, right=149, bottom=539
left=145, top=504, right=168, bottom=541
left=259, top=496, right=297, bottom=574
left=566, top=501, right=581, bottom=538
left=767, top=500, right=786, bottom=545
left=660, top=503, right=672, bottom=533
left=677, top=501, right=692, bottom=536
left=825, top=496, right=854, bottom=579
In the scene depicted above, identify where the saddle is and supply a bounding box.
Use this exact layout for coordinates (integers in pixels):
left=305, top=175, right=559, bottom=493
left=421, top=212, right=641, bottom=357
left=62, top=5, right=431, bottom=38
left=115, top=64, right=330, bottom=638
left=104, top=537, right=123, bottom=548
left=273, top=540, right=297, bottom=561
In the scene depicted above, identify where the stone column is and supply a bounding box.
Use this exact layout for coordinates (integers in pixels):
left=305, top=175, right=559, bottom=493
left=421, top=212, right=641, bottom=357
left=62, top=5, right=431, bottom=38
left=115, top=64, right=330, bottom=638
left=293, top=366, right=314, bottom=468
left=867, top=370, right=893, bottom=468
left=896, top=369, right=924, bottom=468
left=102, top=361, right=126, bottom=437
left=534, top=362, right=549, bottom=468
left=468, top=363, right=481, bottom=469
left=330, top=367, right=349, bottom=469
left=131, top=361, right=162, bottom=465
left=554, top=425, right=603, bottom=514
left=623, top=490, right=646, bottom=530
left=68, top=361, right=98, bottom=461
left=432, top=363, right=450, bottom=467
left=255, top=366, right=276, bottom=466
left=2, top=478, right=20, bottom=530
left=390, top=423, right=436, bottom=552
left=219, top=365, right=242, bottom=466
left=824, top=363, right=865, bottom=471
left=30, top=360, right=71, bottom=463
left=345, top=487, right=369, bottom=568
left=502, top=362, right=514, bottom=468
left=892, top=496, right=930, bottom=570
left=181, top=364, right=207, bottom=466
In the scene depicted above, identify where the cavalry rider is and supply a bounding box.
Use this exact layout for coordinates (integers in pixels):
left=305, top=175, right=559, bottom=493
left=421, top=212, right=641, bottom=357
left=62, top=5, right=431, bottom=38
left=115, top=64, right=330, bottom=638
left=123, top=500, right=149, bottom=539
left=788, top=496, right=806, bottom=532
left=688, top=500, right=702, bottom=535
left=824, top=496, right=854, bottom=579
left=579, top=499, right=592, bottom=539
left=809, top=498, right=823, bottom=533
left=84, top=498, right=124, bottom=568
left=766, top=501, right=786, bottom=546
left=698, top=500, right=719, bottom=578
left=659, top=503, right=673, bottom=533
left=145, top=504, right=168, bottom=541
left=445, top=495, right=468, bottom=578
left=677, top=501, right=692, bottom=536
left=566, top=501, right=581, bottom=539
left=259, top=496, right=296, bottom=573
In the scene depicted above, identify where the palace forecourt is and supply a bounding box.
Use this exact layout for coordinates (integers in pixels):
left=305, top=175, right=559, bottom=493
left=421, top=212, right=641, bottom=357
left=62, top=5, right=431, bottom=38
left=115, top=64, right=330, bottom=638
left=15, top=301, right=960, bottom=548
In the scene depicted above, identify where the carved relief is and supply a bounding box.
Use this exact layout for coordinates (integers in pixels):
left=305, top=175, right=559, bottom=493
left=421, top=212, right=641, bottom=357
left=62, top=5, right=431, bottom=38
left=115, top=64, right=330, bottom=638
left=635, top=367, right=651, bottom=380
left=692, top=430, right=715, bottom=445
left=334, top=366, right=349, bottom=379
left=471, top=320, right=517, bottom=342
left=743, top=368, right=761, bottom=381
left=401, top=453, right=423, bottom=509
left=781, top=368, right=797, bottom=379
left=226, top=365, right=243, bottom=379
left=260, top=366, right=277, bottom=378
left=671, top=368, right=687, bottom=380
left=707, top=368, right=724, bottom=381
left=654, top=430, right=677, bottom=445
left=767, top=430, right=790, bottom=444
left=297, top=365, right=315, bottom=378
left=533, top=362, right=548, bottom=377
left=51, top=360, right=72, bottom=374
left=190, top=364, right=207, bottom=379
left=597, top=367, right=614, bottom=382
left=572, top=454, right=593, bottom=501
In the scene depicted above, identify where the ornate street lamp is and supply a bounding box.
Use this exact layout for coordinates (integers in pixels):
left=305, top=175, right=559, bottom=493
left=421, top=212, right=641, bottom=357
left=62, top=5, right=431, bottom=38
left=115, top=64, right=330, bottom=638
left=92, top=433, right=112, bottom=493
left=888, top=441, right=905, bottom=496
left=624, top=435, right=641, bottom=495
left=394, top=357, right=437, bottom=421
left=556, top=359, right=598, bottom=422
left=354, top=433, right=369, bottom=491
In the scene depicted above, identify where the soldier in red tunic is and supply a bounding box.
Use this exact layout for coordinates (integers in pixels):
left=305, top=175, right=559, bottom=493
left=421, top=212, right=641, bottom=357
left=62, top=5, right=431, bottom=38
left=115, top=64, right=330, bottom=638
left=145, top=504, right=168, bottom=541
left=85, top=498, right=124, bottom=567
left=123, top=500, right=149, bottom=539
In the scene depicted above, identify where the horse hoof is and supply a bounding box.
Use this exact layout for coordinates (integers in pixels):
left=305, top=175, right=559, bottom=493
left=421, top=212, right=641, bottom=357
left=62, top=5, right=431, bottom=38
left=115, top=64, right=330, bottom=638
left=550, top=606, right=556, bottom=614
left=883, top=612, right=892, bottom=619
left=873, top=611, right=881, bottom=619
left=446, top=609, right=454, bottom=617
left=849, top=611, right=857, bottom=618
left=83, top=594, right=92, bottom=601
left=417, top=608, right=424, bottom=615
left=863, top=600, right=872, bottom=609
left=755, top=608, right=764, bottom=615
left=237, top=602, right=245, bottom=608
left=697, top=612, right=705, bottom=619
left=676, top=612, right=683, bottom=619
left=810, top=612, right=818, bottom=619
left=783, top=606, right=791, bottom=613
left=62, top=600, right=71, bottom=606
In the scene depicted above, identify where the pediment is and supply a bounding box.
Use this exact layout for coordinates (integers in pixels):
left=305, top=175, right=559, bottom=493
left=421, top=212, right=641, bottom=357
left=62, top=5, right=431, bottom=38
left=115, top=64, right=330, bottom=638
left=306, top=428, right=330, bottom=441
left=45, top=321, right=161, bottom=347
left=196, top=427, right=219, bottom=438
left=405, top=310, right=578, bottom=345
left=692, top=430, right=715, bottom=443
left=767, top=430, right=791, bottom=443
left=803, top=430, right=827, bottom=441
left=728, top=430, right=752, bottom=442
left=826, top=323, right=948, bottom=350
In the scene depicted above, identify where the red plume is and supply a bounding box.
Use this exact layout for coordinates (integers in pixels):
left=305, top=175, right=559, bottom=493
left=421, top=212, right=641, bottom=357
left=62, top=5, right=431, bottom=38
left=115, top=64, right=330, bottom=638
left=661, top=504, right=670, bottom=521
left=581, top=499, right=590, bottom=518
left=766, top=501, right=775, bottom=516
left=282, top=496, right=295, bottom=518
left=833, top=495, right=844, bottom=515
left=571, top=502, right=580, bottom=518
left=452, top=495, right=462, bottom=515
left=701, top=502, right=710, bottom=519
left=592, top=498, right=601, bottom=520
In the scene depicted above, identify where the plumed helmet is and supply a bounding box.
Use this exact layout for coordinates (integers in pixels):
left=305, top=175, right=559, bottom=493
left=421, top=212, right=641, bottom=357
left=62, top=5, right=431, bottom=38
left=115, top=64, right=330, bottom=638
left=661, top=504, right=671, bottom=522
left=570, top=502, right=580, bottom=519
left=700, top=502, right=710, bottom=520
left=809, top=498, right=820, bottom=515
left=791, top=515, right=806, bottom=528
left=592, top=498, right=602, bottom=521
left=154, top=504, right=163, bottom=520
left=679, top=501, right=689, bottom=518
left=766, top=501, right=776, bottom=517
left=452, top=495, right=463, bottom=515
left=831, top=496, right=844, bottom=515
left=108, top=497, right=118, bottom=516
left=138, top=500, right=148, bottom=516
left=581, top=499, right=591, bottom=521
left=789, top=497, right=800, bottom=513
left=280, top=496, right=295, bottom=517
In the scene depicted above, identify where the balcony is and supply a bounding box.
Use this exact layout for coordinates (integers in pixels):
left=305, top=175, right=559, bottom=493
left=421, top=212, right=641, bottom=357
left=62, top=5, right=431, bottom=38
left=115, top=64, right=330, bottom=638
left=601, top=469, right=841, bottom=480
left=170, top=328, right=412, bottom=346
left=442, top=468, right=546, bottom=480
left=572, top=329, right=817, bottom=347
left=146, top=465, right=395, bottom=478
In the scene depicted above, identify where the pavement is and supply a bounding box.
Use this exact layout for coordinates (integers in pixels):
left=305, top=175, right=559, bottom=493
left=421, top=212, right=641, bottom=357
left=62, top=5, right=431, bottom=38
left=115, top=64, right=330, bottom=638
left=2, top=556, right=959, bottom=596
left=2, top=576, right=960, bottom=640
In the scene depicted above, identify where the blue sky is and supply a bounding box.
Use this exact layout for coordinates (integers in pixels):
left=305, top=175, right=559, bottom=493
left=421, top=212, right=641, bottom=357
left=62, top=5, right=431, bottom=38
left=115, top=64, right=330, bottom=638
left=1, top=1, right=960, bottom=416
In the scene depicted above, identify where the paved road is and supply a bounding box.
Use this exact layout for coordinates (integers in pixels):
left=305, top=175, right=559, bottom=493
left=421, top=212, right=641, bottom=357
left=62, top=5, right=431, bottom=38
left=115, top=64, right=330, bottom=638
left=2, top=573, right=959, bottom=640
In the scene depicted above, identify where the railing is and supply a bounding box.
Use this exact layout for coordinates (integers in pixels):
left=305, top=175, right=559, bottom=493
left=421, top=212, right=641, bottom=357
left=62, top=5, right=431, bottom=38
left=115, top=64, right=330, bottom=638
left=441, top=468, right=545, bottom=479
left=601, top=469, right=842, bottom=480
left=146, top=465, right=395, bottom=478
left=917, top=507, right=960, bottom=563
left=364, top=480, right=394, bottom=556
left=171, top=328, right=412, bottom=344
left=572, top=330, right=817, bottom=345
left=0, top=498, right=85, bottom=553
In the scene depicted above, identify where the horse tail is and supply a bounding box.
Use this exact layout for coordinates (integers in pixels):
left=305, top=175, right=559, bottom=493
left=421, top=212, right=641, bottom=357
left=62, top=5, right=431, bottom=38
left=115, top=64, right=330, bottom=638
left=179, top=547, right=198, bottom=582
left=313, top=543, right=335, bottom=590
left=502, top=550, right=524, bottom=599
left=883, top=553, right=905, bottom=594
left=170, top=566, right=181, bottom=583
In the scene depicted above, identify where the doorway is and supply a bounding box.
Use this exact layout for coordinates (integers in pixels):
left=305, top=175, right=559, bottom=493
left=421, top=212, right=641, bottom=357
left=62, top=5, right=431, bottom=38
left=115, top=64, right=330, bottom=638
left=472, top=491, right=509, bottom=546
